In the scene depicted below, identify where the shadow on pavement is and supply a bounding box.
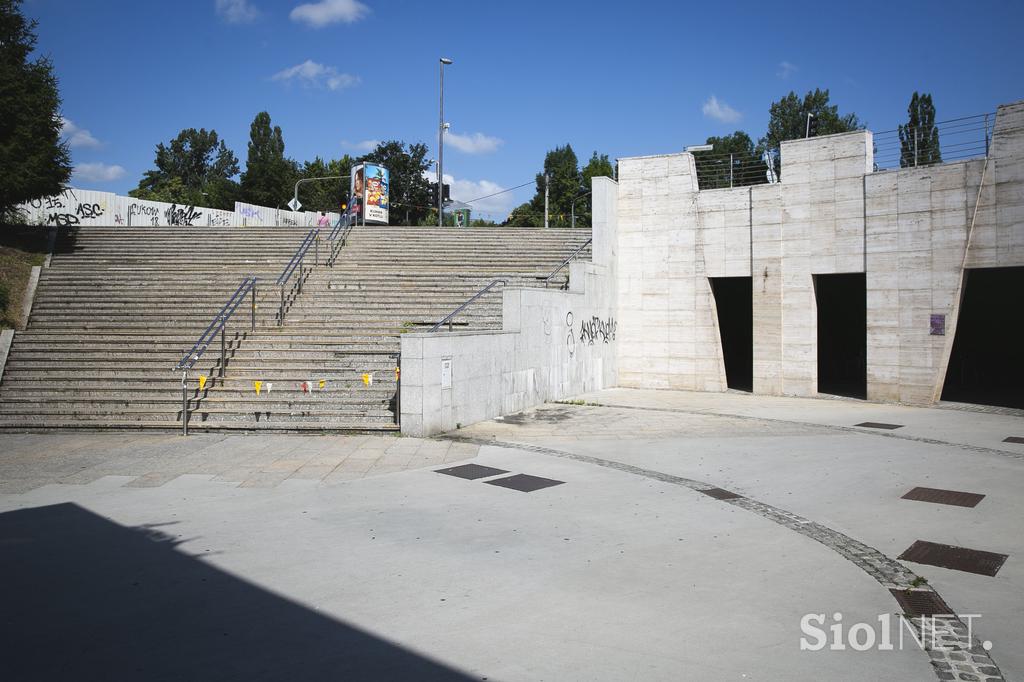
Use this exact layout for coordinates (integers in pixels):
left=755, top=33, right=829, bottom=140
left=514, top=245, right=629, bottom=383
left=0, top=503, right=475, bottom=682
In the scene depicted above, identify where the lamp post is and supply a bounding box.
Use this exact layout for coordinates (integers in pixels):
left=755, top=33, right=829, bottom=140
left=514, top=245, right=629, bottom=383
left=438, top=57, right=453, bottom=227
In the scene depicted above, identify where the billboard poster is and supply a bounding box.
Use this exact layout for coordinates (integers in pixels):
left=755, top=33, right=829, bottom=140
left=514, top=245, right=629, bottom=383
left=351, top=163, right=389, bottom=225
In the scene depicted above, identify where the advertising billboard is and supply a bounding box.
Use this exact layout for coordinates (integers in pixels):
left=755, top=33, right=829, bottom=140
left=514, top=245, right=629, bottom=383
left=350, top=163, right=390, bottom=225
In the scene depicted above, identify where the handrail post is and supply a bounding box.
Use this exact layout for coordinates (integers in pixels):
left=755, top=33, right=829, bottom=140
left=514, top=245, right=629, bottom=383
left=315, top=234, right=319, bottom=266
left=251, top=279, right=256, bottom=332
left=181, top=370, right=189, bottom=436
left=279, top=284, right=284, bottom=326
left=219, top=324, right=226, bottom=378
left=298, top=259, right=304, bottom=295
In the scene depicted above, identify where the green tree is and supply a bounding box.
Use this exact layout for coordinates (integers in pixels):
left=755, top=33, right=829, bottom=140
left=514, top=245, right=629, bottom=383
left=240, top=111, right=296, bottom=208
left=0, top=0, right=71, bottom=221
left=129, top=128, right=240, bottom=209
left=759, top=89, right=861, bottom=178
left=573, top=151, right=615, bottom=226
left=693, top=131, right=769, bottom=189
left=899, top=92, right=941, bottom=168
left=298, top=155, right=354, bottom=214
left=508, top=145, right=580, bottom=227
left=359, top=140, right=432, bottom=225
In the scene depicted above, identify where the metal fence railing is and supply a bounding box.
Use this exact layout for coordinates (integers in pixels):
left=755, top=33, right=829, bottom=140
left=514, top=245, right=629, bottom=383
left=693, top=150, right=778, bottom=190
left=872, top=112, right=994, bottom=171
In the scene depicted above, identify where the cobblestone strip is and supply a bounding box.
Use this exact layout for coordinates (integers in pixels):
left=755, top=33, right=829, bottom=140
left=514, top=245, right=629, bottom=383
left=587, top=402, right=1024, bottom=461
left=442, top=435, right=1005, bottom=682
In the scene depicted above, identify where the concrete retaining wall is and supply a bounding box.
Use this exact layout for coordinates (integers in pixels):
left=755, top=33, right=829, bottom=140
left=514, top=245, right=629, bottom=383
left=615, top=99, right=1024, bottom=405
left=399, top=177, right=619, bottom=436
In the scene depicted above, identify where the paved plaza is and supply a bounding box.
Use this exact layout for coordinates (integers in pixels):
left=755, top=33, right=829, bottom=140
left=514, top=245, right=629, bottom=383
left=1, top=389, right=1022, bottom=681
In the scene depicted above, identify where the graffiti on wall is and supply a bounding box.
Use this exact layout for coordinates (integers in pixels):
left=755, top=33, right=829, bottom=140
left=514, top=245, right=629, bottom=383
left=165, top=204, right=202, bottom=226
left=28, top=189, right=106, bottom=227
left=579, top=316, right=617, bottom=345
left=564, top=311, right=616, bottom=356
left=128, top=202, right=160, bottom=226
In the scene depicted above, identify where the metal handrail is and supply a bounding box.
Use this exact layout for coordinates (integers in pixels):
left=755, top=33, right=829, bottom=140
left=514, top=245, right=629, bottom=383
left=175, top=276, right=258, bottom=435
left=429, top=279, right=506, bottom=332
left=326, top=210, right=355, bottom=266
left=277, top=228, right=318, bottom=287
left=543, top=238, right=592, bottom=288
left=276, top=228, right=319, bottom=325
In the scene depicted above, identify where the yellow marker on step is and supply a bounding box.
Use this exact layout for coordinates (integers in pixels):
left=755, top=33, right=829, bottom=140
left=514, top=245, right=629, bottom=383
left=198, top=375, right=207, bottom=390
left=362, top=373, right=373, bottom=386
left=254, top=380, right=262, bottom=396
left=319, top=379, right=326, bottom=390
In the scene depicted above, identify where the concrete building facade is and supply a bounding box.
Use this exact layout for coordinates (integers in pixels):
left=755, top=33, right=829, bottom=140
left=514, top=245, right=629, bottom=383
left=614, top=100, right=1023, bottom=406
left=400, top=100, right=1022, bottom=435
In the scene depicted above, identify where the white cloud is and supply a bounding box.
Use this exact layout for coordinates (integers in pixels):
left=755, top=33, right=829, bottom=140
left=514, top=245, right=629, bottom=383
left=777, top=61, right=798, bottom=79
left=60, top=118, right=101, bottom=149
left=271, top=60, right=360, bottom=90
left=290, top=0, right=369, bottom=28
left=443, top=173, right=515, bottom=217
left=74, top=162, right=126, bottom=183
left=341, top=139, right=380, bottom=152
left=702, top=95, right=742, bottom=124
left=444, top=130, right=503, bottom=155
left=216, top=0, right=260, bottom=23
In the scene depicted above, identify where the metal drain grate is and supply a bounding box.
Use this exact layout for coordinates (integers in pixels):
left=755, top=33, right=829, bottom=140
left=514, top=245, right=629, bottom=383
left=435, top=464, right=509, bottom=480
left=901, top=487, right=985, bottom=508
left=854, top=422, right=904, bottom=430
left=889, top=589, right=953, bottom=617
left=1004, top=436, right=1024, bottom=444
left=701, top=487, right=743, bottom=500
left=484, top=474, right=565, bottom=493
left=898, top=540, right=1009, bottom=577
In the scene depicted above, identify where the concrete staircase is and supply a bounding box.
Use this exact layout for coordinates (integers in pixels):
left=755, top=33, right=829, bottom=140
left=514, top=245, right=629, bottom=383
left=0, top=225, right=591, bottom=432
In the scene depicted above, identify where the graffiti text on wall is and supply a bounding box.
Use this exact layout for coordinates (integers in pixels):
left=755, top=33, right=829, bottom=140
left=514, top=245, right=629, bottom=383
left=578, top=316, right=617, bottom=345
left=165, top=204, right=202, bottom=226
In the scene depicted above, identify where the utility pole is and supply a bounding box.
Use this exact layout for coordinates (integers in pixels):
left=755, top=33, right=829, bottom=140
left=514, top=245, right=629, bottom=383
left=544, top=174, right=549, bottom=229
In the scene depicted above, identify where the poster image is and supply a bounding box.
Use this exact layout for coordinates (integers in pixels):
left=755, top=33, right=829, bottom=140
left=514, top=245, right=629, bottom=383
left=363, top=164, right=389, bottom=224
left=348, top=163, right=389, bottom=225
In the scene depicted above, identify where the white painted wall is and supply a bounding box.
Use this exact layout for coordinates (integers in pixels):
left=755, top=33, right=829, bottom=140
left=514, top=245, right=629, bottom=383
left=16, top=190, right=338, bottom=228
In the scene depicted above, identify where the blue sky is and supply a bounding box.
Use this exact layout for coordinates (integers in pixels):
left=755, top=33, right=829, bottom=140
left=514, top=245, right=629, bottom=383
left=27, top=0, right=1024, bottom=220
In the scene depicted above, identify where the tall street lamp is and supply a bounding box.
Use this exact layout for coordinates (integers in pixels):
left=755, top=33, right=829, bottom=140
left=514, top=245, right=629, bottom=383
left=438, top=57, right=453, bottom=227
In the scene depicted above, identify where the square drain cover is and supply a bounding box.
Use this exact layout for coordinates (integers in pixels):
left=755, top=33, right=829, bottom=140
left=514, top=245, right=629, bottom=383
left=1004, top=436, right=1024, bottom=444
left=901, top=487, right=985, bottom=508
left=485, top=474, right=565, bottom=493
left=701, top=487, right=743, bottom=500
left=855, top=422, right=904, bottom=430
left=898, top=540, right=1008, bottom=577
left=889, top=589, right=953, bottom=617
left=435, top=464, right=509, bottom=480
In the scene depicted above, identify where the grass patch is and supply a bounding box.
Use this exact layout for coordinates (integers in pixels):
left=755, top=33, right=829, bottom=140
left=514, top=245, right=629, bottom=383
left=0, top=227, right=50, bottom=328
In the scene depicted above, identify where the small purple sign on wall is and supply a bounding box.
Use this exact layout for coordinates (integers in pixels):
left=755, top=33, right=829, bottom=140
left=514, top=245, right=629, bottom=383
left=930, top=314, right=946, bottom=336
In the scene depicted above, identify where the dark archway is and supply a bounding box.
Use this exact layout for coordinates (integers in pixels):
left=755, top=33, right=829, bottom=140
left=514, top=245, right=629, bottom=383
left=942, top=266, right=1024, bottom=409
left=710, top=277, right=753, bottom=391
left=814, top=273, right=866, bottom=399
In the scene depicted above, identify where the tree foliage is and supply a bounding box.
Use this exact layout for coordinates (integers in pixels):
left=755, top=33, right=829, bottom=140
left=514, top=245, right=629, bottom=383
left=0, top=0, right=71, bottom=221
left=508, top=145, right=615, bottom=228
left=129, top=128, right=240, bottom=209
left=899, top=92, right=941, bottom=168
left=240, top=111, right=296, bottom=208
left=297, top=155, right=353, bottom=214
left=757, top=88, right=861, bottom=179
left=693, top=131, right=769, bottom=189
left=359, top=140, right=432, bottom=225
